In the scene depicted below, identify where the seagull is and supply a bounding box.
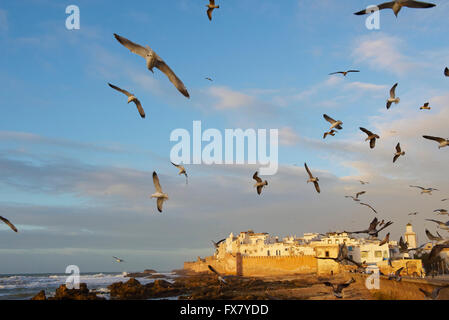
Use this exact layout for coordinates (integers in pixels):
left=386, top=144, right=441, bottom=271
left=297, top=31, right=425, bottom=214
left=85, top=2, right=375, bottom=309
left=360, top=202, right=378, bottom=214
left=323, top=114, right=343, bottom=130
left=346, top=217, right=393, bottom=239
left=253, top=171, right=268, bottom=195
left=425, top=229, right=445, bottom=242
left=422, top=136, right=449, bottom=149
left=206, top=0, right=219, bottom=21
left=420, top=285, right=449, bottom=300
left=208, top=265, right=227, bottom=284
left=354, top=1, right=436, bottom=17
left=434, top=209, right=449, bottom=215
left=329, top=70, right=360, bottom=77
left=426, top=219, right=449, bottom=231
left=445, top=67, right=449, bottom=77
left=393, top=143, right=405, bottom=163
left=0, top=216, right=18, bottom=233
left=442, top=198, right=449, bottom=202
left=386, top=83, right=400, bottom=109
left=398, top=236, right=425, bottom=253
left=360, top=127, right=380, bottom=149
left=113, top=256, right=125, bottom=263
left=317, top=244, right=363, bottom=268
left=108, top=83, right=145, bottom=118
left=323, top=130, right=337, bottom=139
left=205, top=77, right=213, bottom=81
left=211, top=239, right=226, bottom=249
left=151, top=172, right=169, bottom=213
left=429, top=243, right=449, bottom=261
left=304, top=163, right=320, bottom=194
left=420, top=102, right=431, bottom=110
left=345, top=191, right=366, bottom=202
left=388, top=267, right=404, bottom=282
left=114, top=34, right=190, bottom=98
left=410, top=185, right=438, bottom=195
left=379, top=233, right=390, bottom=246
left=359, top=180, right=369, bottom=185
left=409, top=212, right=418, bottom=216
left=323, top=278, right=355, bottom=299
left=171, top=162, right=188, bottom=184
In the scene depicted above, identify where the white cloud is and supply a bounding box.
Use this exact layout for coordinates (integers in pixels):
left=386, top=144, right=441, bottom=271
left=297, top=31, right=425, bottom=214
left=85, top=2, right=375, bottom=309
left=208, top=86, right=256, bottom=110
left=279, top=127, right=300, bottom=146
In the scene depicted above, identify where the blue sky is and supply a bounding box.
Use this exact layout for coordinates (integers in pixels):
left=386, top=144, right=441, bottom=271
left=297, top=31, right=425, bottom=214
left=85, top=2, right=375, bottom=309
left=0, top=0, right=449, bottom=274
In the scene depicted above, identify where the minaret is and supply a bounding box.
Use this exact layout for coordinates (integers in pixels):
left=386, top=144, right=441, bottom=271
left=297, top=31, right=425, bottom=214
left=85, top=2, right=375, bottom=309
left=405, top=223, right=417, bottom=250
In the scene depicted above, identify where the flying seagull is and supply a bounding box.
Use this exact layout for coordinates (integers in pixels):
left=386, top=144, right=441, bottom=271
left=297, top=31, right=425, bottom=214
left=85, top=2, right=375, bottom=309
left=398, top=236, right=425, bottom=253
left=442, top=198, right=449, bottom=202
left=329, top=70, right=360, bottom=77
left=323, top=114, right=343, bottom=130
left=360, top=202, right=378, bottom=214
left=211, top=239, right=226, bottom=249
left=426, top=219, right=449, bottom=231
left=151, top=172, right=169, bottom=213
left=425, top=229, right=445, bottom=242
left=422, top=136, right=449, bottom=149
left=388, top=267, right=404, bottom=282
left=434, top=209, right=448, bottom=215
left=113, top=256, right=125, bottom=263
left=429, top=243, right=449, bottom=262
left=317, top=243, right=364, bottom=268
left=345, top=191, right=366, bottom=202
left=253, top=171, right=268, bottom=195
left=304, top=163, right=320, bottom=194
left=420, top=102, right=431, bottom=110
left=205, top=77, right=213, bottom=81
left=420, top=285, right=449, bottom=300
left=0, top=216, right=18, bottom=233
left=108, top=83, right=145, bottom=118
left=354, top=1, right=436, bottom=17
left=409, top=212, right=418, bottom=216
left=208, top=265, right=227, bottom=284
left=206, top=0, right=220, bottom=21
left=323, top=278, right=356, bottom=299
left=386, top=83, right=400, bottom=109
left=445, top=67, right=449, bottom=77
left=360, top=127, right=380, bottom=149
left=410, top=185, right=438, bottom=195
left=171, top=162, right=188, bottom=185
left=393, top=143, right=405, bottom=163
left=113, top=33, right=190, bottom=98
left=359, top=180, right=369, bottom=185
left=323, top=129, right=337, bottom=139
left=346, top=217, right=393, bottom=239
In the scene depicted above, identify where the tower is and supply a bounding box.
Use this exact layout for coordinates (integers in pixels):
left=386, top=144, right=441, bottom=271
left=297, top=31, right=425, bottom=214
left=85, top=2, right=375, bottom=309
left=405, top=223, right=417, bottom=250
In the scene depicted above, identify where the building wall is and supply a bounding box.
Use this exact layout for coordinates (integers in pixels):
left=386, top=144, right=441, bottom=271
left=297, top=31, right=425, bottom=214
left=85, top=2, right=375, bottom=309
left=240, top=255, right=317, bottom=276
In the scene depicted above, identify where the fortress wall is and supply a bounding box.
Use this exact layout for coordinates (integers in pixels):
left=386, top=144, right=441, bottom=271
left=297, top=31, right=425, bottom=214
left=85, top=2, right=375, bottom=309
left=184, top=254, right=237, bottom=275
left=240, top=255, right=317, bottom=276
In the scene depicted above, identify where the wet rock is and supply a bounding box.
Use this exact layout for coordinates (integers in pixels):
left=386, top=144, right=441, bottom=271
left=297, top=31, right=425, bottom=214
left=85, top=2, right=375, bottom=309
left=31, top=290, right=47, bottom=300
left=32, top=284, right=105, bottom=300
left=108, top=278, right=181, bottom=300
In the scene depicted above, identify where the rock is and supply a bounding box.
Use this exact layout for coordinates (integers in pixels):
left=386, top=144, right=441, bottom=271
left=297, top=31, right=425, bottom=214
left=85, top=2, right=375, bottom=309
left=108, top=278, right=181, bottom=300
left=46, top=283, right=105, bottom=300
left=31, top=290, right=47, bottom=300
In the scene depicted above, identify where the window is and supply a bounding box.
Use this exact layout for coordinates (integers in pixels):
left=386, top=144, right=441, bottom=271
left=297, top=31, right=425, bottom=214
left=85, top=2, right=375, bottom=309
left=267, top=250, right=270, bottom=256
left=336, top=240, right=340, bottom=244
left=383, top=251, right=388, bottom=258
left=328, top=240, right=332, bottom=244
left=348, top=246, right=353, bottom=251
left=325, top=251, right=330, bottom=257
left=361, top=251, right=368, bottom=258
left=375, top=251, right=382, bottom=258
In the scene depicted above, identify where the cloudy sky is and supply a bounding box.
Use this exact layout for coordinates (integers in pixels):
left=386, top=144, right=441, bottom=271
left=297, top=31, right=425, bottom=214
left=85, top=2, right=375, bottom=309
left=0, top=0, right=448, bottom=274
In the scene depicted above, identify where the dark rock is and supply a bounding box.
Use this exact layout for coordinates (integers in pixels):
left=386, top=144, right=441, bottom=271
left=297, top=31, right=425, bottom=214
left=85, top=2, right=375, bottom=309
left=108, top=278, right=181, bottom=300
left=31, top=290, right=47, bottom=300
left=46, top=283, right=105, bottom=300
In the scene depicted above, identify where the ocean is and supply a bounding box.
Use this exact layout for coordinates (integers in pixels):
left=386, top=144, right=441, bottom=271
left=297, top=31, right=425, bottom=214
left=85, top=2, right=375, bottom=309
left=0, top=272, right=177, bottom=300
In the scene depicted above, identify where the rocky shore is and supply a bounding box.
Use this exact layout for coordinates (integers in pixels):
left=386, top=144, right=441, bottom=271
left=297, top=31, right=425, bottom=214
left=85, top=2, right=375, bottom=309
left=31, top=270, right=379, bottom=300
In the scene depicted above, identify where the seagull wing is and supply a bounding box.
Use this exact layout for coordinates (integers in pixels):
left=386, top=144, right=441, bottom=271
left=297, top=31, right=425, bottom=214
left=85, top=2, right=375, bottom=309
left=155, top=58, right=190, bottom=98
left=396, top=143, right=402, bottom=153
left=207, top=8, right=213, bottom=21
left=208, top=265, right=220, bottom=276
left=304, top=163, right=314, bottom=179
left=132, top=98, right=145, bottom=119
left=156, top=198, right=164, bottom=213
left=393, top=154, right=400, bottom=163
left=329, top=72, right=344, bottom=75
left=313, top=181, right=321, bottom=194
left=347, top=70, right=360, bottom=73
left=108, top=83, right=132, bottom=97
left=354, top=2, right=396, bottom=15
left=423, top=135, right=445, bottom=143
left=390, top=83, right=398, bottom=98
left=356, top=191, right=366, bottom=198
left=379, top=233, right=390, bottom=246
left=253, top=171, right=262, bottom=183
left=445, top=67, right=449, bottom=77
left=402, top=1, right=436, bottom=9
left=153, top=171, right=163, bottom=193
left=360, top=127, right=374, bottom=137
left=114, top=33, right=150, bottom=59
left=0, top=216, right=18, bottom=233
left=360, top=203, right=377, bottom=214
left=323, top=114, right=337, bottom=124
left=410, top=185, right=425, bottom=190
left=370, top=138, right=377, bottom=149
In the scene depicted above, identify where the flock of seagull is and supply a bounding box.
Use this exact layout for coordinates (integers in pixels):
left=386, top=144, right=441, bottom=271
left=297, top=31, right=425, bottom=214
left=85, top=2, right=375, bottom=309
left=0, top=0, right=449, bottom=299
